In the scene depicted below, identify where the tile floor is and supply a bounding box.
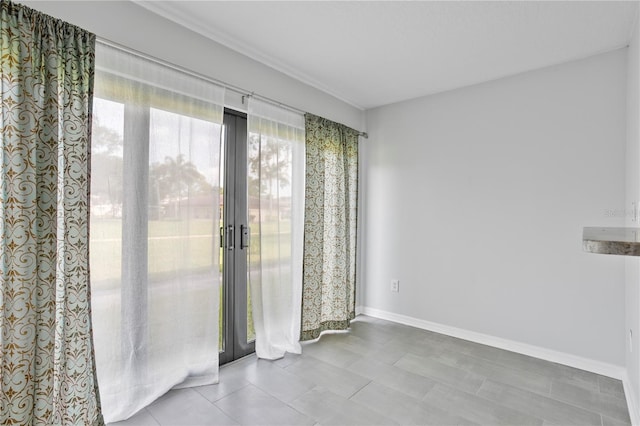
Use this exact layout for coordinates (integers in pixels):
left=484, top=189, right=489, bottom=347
left=110, top=315, right=631, bottom=426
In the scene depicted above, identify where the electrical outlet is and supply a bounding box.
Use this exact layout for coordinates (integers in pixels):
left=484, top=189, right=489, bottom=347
left=391, top=279, right=399, bottom=293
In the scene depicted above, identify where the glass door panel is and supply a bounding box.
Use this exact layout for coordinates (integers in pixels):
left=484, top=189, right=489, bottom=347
left=219, top=110, right=255, bottom=365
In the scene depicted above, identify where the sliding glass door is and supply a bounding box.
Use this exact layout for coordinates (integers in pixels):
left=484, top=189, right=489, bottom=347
left=219, top=110, right=255, bottom=364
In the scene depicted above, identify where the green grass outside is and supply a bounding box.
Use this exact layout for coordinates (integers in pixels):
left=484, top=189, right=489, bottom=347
left=91, top=218, right=291, bottom=353
left=91, top=219, right=290, bottom=285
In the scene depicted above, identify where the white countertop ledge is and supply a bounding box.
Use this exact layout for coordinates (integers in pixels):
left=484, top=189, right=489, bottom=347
left=583, top=227, right=640, bottom=256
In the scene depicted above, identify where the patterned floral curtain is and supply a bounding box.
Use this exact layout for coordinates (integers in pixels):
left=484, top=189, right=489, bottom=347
left=0, top=2, right=103, bottom=424
left=301, top=114, right=359, bottom=341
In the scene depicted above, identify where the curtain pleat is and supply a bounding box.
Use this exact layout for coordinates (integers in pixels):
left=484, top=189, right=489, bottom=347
left=0, top=1, right=103, bottom=424
left=301, top=114, right=359, bottom=341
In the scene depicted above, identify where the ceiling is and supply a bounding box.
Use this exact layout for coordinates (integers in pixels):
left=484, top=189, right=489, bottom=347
left=137, top=1, right=638, bottom=110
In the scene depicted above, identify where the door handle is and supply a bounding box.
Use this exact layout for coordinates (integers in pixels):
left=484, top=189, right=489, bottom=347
left=240, top=225, right=250, bottom=249
left=227, top=225, right=234, bottom=250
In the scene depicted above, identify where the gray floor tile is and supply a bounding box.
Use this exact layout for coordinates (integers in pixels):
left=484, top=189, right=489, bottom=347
left=551, top=379, right=630, bottom=423
left=271, top=352, right=302, bottom=368
left=395, top=352, right=485, bottom=394
left=598, top=375, right=626, bottom=397
left=289, top=387, right=350, bottom=423
left=378, top=322, right=436, bottom=345
left=348, top=321, right=396, bottom=345
left=345, top=356, right=390, bottom=380
left=215, top=384, right=314, bottom=425
left=348, top=357, right=438, bottom=399
left=360, top=342, right=409, bottom=365
left=194, top=366, right=250, bottom=403
left=477, top=379, right=601, bottom=426
left=320, top=330, right=408, bottom=365
left=301, top=338, right=363, bottom=368
left=494, top=350, right=563, bottom=376
left=108, top=408, right=160, bottom=426
left=317, top=332, right=380, bottom=356
left=243, top=358, right=315, bottom=402
left=351, top=380, right=468, bottom=425
left=552, top=364, right=601, bottom=393
left=491, top=351, right=601, bottom=394
left=397, top=336, right=448, bottom=358
left=603, top=414, right=632, bottom=426
left=285, top=356, right=370, bottom=398
left=374, top=367, right=438, bottom=400
left=146, top=388, right=238, bottom=426
left=424, top=383, right=544, bottom=426
left=444, top=337, right=508, bottom=363
left=290, top=386, right=396, bottom=426
left=436, top=347, right=552, bottom=395
left=421, top=328, right=454, bottom=344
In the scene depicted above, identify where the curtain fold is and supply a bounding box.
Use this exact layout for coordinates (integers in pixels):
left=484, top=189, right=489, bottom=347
left=0, top=1, right=103, bottom=424
left=248, top=99, right=305, bottom=359
left=90, top=42, right=225, bottom=422
left=301, top=114, right=359, bottom=341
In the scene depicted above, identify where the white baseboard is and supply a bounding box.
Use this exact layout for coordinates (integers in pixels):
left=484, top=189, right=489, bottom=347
left=355, top=305, right=364, bottom=316
left=360, top=306, right=626, bottom=380
left=624, top=374, right=640, bottom=426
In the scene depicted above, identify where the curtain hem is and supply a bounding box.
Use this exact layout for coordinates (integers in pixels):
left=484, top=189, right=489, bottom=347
left=300, top=312, right=356, bottom=341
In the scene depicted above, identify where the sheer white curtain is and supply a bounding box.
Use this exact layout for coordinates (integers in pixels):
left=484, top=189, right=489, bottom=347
left=90, top=42, right=225, bottom=422
left=247, top=99, right=305, bottom=359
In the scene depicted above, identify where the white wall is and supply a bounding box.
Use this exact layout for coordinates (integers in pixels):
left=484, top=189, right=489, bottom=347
left=363, top=49, right=627, bottom=366
left=626, top=7, right=640, bottom=423
left=21, top=1, right=364, bottom=131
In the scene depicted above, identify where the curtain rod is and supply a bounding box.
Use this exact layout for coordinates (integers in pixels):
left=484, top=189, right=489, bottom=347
left=96, top=38, right=368, bottom=139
